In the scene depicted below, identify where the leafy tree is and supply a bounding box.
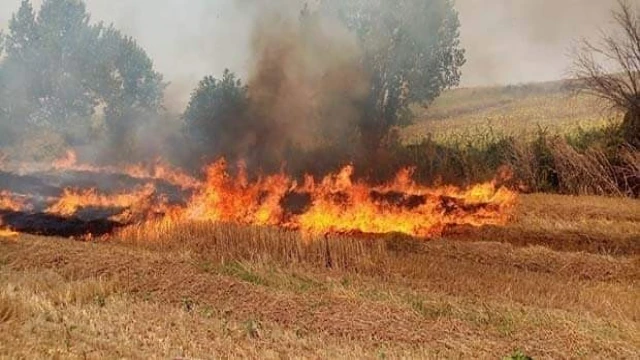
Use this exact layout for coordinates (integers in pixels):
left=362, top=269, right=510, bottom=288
left=183, top=69, right=249, bottom=163
left=6, top=0, right=38, bottom=62
left=0, top=0, right=165, bottom=152
left=320, top=0, right=466, bottom=149
left=94, top=26, right=165, bottom=160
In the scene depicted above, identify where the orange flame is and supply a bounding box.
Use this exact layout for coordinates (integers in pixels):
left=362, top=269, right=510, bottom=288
left=175, top=159, right=517, bottom=238
left=0, top=224, right=19, bottom=238
left=5, top=154, right=518, bottom=239
left=0, top=191, right=24, bottom=237
left=0, top=191, right=28, bottom=212
left=53, top=150, right=199, bottom=190
left=46, top=184, right=168, bottom=222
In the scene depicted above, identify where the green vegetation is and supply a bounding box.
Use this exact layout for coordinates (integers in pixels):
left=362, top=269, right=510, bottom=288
left=403, top=81, right=612, bottom=144
left=0, top=0, right=165, bottom=161
left=504, top=350, right=534, bottom=360
left=379, top=81, right=638, bottom=197
left=320, top=0, right=466, bottom=147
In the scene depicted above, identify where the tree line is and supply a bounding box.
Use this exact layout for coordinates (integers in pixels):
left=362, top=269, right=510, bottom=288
left=0, top=0, right=465, bottom=172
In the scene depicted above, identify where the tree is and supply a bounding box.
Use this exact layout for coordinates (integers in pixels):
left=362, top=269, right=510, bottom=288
left=0, top=0, right=165, bottom=153
left=94, top=26, right=165, bottom=160
left=320, top=0, right=466, bottom=149
left=0, top=0, right=166, bottom=158
left=183, top=70, right=249, bottom=164
left=6, top=0, right=38, bottom=62
left=573, top=0, right=640, bottom=147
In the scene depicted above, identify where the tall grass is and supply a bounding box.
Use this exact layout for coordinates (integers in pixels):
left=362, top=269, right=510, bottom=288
left=113, top=220, right=438, bottom=275
left=390, top=123, right=639, bottom=197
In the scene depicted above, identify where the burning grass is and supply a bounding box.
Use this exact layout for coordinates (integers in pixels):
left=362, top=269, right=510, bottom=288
left=0, top=192, right=638, bottom=358
left=0, top=154, right=517, bottom=239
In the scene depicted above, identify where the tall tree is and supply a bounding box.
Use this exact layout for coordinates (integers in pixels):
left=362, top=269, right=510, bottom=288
left=94, top=26, right=165, bottom=159
left=6, top=0, right=38, bottom=61
left=321, top=0, right=466, bottom=149
left=183, top=69, right=249, bottom=164
left=573, top=0, right=640, bottom=147
left=0, top=0, right=165, bottom=150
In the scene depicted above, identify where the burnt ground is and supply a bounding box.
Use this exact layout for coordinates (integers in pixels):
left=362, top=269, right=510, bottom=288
left=0, top=170, right=189, bottom=237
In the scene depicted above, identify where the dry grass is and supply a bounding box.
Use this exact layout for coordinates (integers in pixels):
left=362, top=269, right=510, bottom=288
left=0, top=193, right=638, bottom=359
left=402, top=80, right=618, bottom=144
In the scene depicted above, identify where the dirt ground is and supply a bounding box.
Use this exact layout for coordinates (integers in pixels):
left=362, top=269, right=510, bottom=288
left=0, top=193, right=638, bottom=359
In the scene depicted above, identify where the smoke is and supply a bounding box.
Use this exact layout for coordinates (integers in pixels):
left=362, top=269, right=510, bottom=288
left=0, top=0, right=254, bottom=112
left=456, top=0, right=619, bottom=86
left=238, top=1, right=368, bottom=170
left=0, top=0, right=622, bottom=101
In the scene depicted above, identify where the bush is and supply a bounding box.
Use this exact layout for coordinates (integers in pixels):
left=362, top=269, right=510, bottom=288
left=385, top=123, right=638, bottom=198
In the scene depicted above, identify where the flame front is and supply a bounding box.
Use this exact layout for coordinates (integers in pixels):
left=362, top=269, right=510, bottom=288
left=0, top=192, right=27, bottom=237
left=52, top=150, right=199, bottom=190
left=1, top=155, right=518, bottom=239
left=0, top=191, right=27, bottom=212
left=177, top=159, right=517, bottom=238
left=46, top=183, right=169, bottom=223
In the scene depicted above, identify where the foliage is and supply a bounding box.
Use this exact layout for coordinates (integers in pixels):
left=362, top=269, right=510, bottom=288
left=183, top=1, right=465, bottom=168
left=183, top=69, right=248, bottom=165
left=0, top=0, right=165, bottom=151
left=503, top=350, right=533, bottom=360
left=321, top=0, right=466, bottom=148
left=395, top=124, right=638, bottom=197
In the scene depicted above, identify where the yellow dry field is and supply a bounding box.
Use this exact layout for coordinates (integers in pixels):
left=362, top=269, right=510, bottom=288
left=402, top=81, right=619, bottom=144
left=0, top=193, right=638, bottom=359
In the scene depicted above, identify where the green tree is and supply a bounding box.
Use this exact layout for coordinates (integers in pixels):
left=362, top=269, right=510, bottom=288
left=94, top=26, right=165, bottom=160
left=321, top=0, right=466, bottom=148
left=1, top=0, right=40, bottom=140
left=6, top=0, right=38, bottom=61
left=183, top=69, right=249, bottom=163
left=0, top=0, right=165, bottom=151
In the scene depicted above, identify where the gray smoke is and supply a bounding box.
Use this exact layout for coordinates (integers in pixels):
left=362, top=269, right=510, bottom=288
left=456, top=0, right=619, bottom=86
left=0, top=0, right=622, bottom=101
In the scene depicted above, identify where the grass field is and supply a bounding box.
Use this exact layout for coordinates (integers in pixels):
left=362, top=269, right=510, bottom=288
left=402, top=80, right=619, bottom=145
left=0, top=193, right=638, bottom=359
left=1, top=80, right=638, bottom=359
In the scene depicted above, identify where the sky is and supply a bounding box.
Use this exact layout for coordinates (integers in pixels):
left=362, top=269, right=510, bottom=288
left=456, top=0, right=618, bottom=86
left=0, top=0, right=622, bottom=106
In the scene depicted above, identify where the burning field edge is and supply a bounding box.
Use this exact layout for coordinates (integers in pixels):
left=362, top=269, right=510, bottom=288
left=0, top=152, right=517, bottom=240
left=0, top=191, right=638, bottom=358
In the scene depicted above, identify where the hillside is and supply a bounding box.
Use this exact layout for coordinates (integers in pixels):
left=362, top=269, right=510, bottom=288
left=402, top=80, right=620, bottom=144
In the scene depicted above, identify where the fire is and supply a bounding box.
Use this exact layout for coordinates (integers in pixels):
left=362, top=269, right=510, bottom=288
left=0, top=191, right=28, bottom=212
left=0, top=192, right=25, bottom=237
left=183, top=160, right=290, bottom=226
left=52, top=150, right=199, bottom=190
left=1, top=154, right=518, bottom=239
left=46, top=184, right=168, bottom=222
left=176, top=159, right=517, bottom=238
left=0, top=225, right=18, bottom=238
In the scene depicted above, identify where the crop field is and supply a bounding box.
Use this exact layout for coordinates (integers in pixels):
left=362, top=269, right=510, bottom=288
left=1, top=193, right=639, bottom=359
left=1, top=82, right=638, bottom=360
left=402, top=80, right=619, bottom=145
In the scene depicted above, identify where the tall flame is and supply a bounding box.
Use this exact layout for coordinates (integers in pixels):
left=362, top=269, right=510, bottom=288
left=175, top=159, right=517, bottom=238
left=53, top=150, right=199, bottom=190
left=0, top=191, right=26, bottom=237
left=2, top=154, right=518, bottom=239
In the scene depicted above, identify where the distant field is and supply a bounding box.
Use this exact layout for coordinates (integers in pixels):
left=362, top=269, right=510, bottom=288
left=1, top=194, right=638, bottom=359
left=402, top=80, right=621, bottom=144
